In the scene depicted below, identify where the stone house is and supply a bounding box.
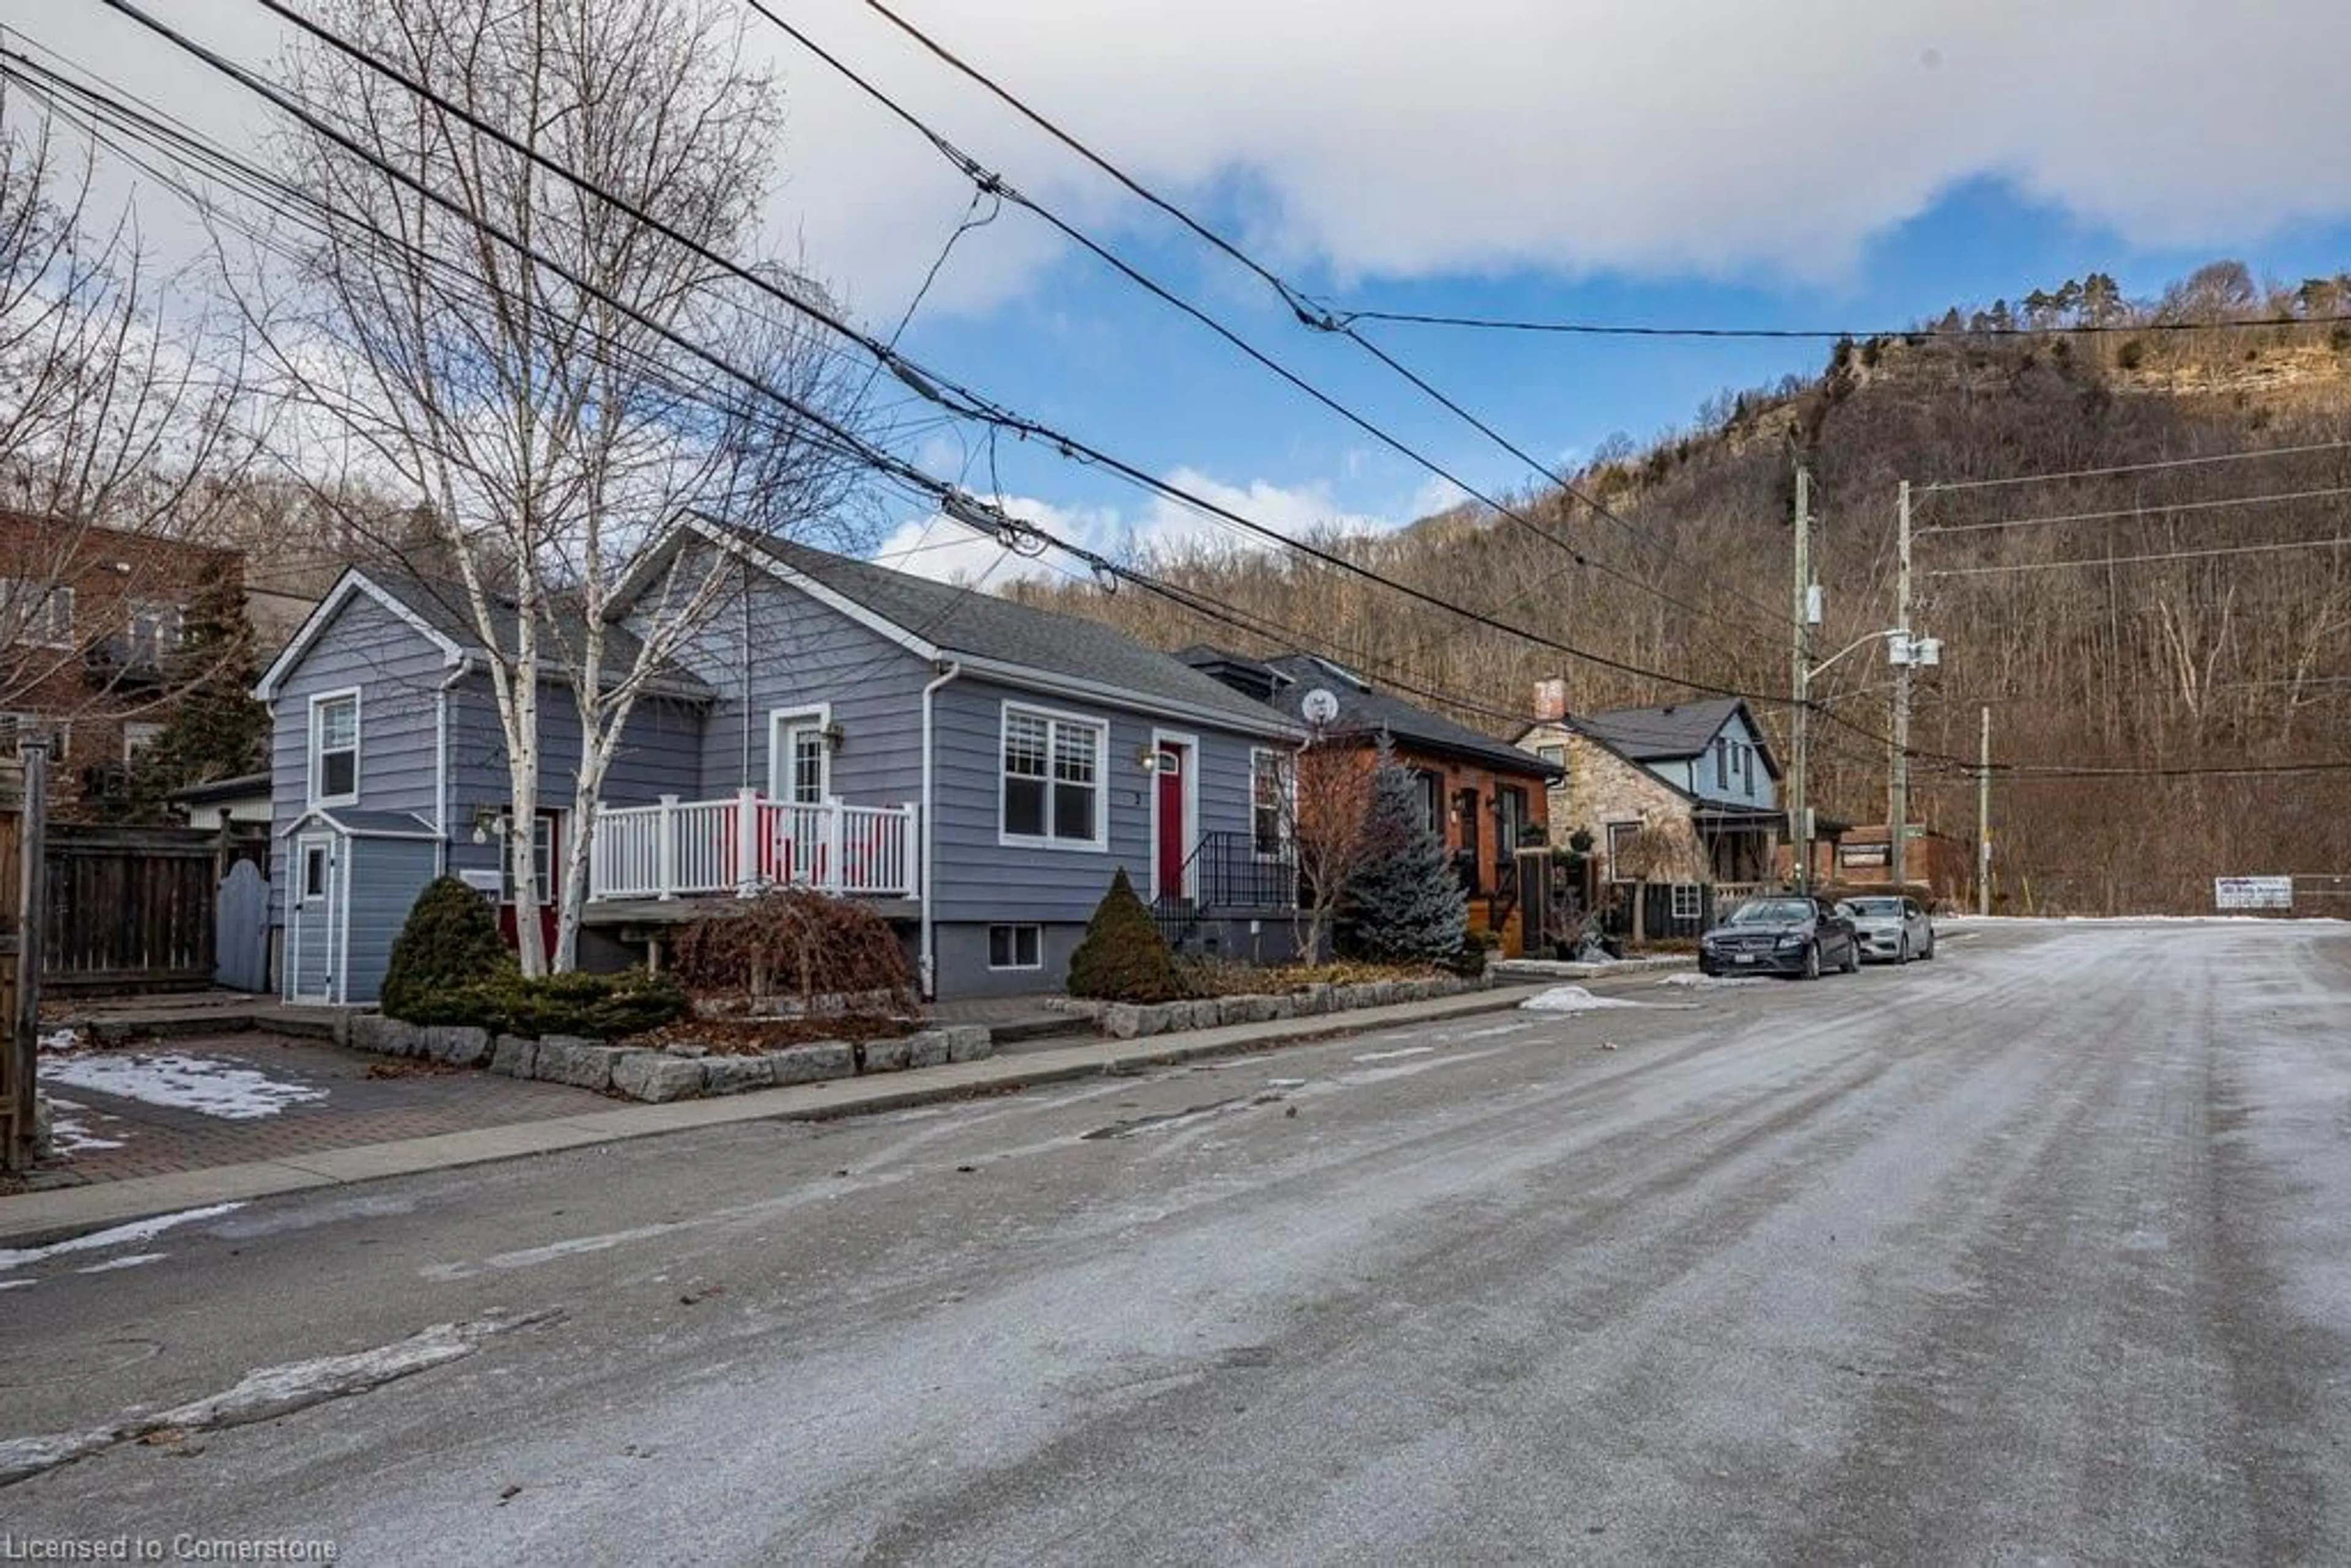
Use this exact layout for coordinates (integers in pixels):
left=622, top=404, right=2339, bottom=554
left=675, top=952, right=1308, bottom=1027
left=1516, top=692, right=1783, bottom=890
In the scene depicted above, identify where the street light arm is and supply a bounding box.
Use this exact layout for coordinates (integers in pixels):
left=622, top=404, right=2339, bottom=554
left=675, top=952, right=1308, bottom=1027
left=1805, top=628, right=1902, bottom=683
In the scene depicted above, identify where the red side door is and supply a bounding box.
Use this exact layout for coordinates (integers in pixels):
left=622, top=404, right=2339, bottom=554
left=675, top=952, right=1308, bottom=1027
left=497, top=810, right=561, bottom=956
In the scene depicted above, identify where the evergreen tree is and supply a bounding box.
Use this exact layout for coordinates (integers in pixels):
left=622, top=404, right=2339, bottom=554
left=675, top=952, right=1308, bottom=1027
left=1340, top=751, right=1468, bottom=964
left=1067, top=866, right=1184, bottom=1002
left=380, top=876, right=516, bottom=1022
left=122, top=560, right=270, bottom=822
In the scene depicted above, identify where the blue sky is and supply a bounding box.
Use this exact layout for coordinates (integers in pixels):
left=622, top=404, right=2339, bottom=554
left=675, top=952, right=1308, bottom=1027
left=26, top=0, right=2351, bottom=585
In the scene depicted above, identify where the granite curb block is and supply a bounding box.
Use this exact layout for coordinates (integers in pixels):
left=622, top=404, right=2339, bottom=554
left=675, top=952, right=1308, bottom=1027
left=0, top=983, right=1554, bottom=1250
left=1067, top=973, right=1496, bottom=1041
left=335, top=1013, right=998, bottom=1101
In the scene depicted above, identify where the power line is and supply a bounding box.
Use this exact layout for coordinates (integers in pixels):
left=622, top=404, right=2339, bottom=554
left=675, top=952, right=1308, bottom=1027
left=837, top=0, right=1801, bottom=644
left=1925, top=537, right=2351, bottom=578
left=1917, top=484, right=2351, bottom=537
left=1925, top=438, right=2351, bottom=493
left=1324, top=307, right=2351, bottom=340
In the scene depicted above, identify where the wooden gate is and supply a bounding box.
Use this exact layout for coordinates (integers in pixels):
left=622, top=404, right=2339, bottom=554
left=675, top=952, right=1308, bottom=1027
left=215, top=857, right=271, bottom=992
left=43, top=824, right=219, bottom=994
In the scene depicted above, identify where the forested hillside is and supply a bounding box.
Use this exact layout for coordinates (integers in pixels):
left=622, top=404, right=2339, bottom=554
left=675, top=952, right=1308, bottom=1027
left=1010, top=263, right=2351, bottom=913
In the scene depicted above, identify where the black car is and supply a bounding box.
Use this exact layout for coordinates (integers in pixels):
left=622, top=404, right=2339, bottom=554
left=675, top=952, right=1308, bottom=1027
left=1698, top=895, right=1862, bottom=979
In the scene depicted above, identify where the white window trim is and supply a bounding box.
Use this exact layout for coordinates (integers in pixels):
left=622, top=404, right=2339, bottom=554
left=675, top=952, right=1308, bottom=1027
left=986, top=922, right=1044, bottom=972
left=768, top=702, right=833, bottom=805
left=1248, top=746, right=1294, bottom=863
left=308, top=688, right=362, bottom=807
left=997, top=701, right=1110, bottom=852
left=1671, top=884, right=1703, bottom=921
left=1149, top=727, right=1201, bottom=901
left=298, top=838, right=332, bottom=907
left=122, top=721, right=167, bottom=764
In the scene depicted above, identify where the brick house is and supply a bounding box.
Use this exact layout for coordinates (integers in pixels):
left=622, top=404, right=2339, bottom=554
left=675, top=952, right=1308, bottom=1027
left=1179, top=647, right=1562, bottom=953
left=0, top=510, right=244, bottom=817
left=1516, top=692, right=1783, bottom=891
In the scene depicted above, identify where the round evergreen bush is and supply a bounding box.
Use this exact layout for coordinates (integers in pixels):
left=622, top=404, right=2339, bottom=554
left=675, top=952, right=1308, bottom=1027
left=1067, top=866, right=1183, bottom=1003
left=380, top=876, right=515, bottom=1022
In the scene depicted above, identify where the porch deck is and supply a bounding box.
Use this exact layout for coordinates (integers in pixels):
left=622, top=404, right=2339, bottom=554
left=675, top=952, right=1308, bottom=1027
left=588, top=792, right=919, bottom=905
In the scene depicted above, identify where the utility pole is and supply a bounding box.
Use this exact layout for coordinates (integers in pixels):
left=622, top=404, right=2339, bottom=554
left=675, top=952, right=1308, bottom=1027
left=1790, top=465, right=1812, bottom=892
left=1889, top=480, right=1912, bottom=890
left=1977, top=704, right=1992, bottom=916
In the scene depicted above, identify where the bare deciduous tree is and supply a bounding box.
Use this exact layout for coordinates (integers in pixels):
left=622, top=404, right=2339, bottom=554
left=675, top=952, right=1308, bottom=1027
left=258, top=0, right=861, bottom=972
left=1282, top=730, right=1383, bottom=962
left=0, top=80, right=255, bottom=719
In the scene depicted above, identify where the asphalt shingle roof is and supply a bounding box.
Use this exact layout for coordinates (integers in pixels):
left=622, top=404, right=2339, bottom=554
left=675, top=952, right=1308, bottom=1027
left=736, top=535, right=1299, bottom=735
left=363, top=565, right=712, bottom=700
left=1572, top=697, right=1747, bottom=760
left=1174, top=647, right=1558, bottom=776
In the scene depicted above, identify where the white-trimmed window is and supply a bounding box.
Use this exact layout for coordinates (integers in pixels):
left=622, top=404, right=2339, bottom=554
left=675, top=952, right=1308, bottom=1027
left=1250, top=748, right=1292, bottom=858
left=770, top=706, right=831, bottom=805
left=2, top=581, right=75, bottom=646
left=1671, top=884, right=1703, bottom=921
left=1001, top=705, right=1104, bottom=848
left=122, top=721, right=166, bottom=762
left=126, top=601, right=185, bottom=665
left=0, top=712, right=68, bottom=761
left=501, top=812, right=557, bottom=903
left=1605, top=819, right=1642, bottom=869
left=988, top=923, right=1043, bottom=970
left=299, top=841, right=330, bottom=904
left=309, top=691, right=359, bottom=805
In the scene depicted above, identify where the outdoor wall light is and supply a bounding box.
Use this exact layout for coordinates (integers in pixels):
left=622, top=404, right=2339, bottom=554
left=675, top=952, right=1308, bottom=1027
left=469, top=805, right=509, bottom=844
left=821, top=719, right=846, bottom=752
left=1136, top=745, right=1159, bottom=772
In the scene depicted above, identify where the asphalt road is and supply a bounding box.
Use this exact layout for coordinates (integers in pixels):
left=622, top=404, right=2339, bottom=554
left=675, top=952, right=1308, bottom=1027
left=4, top=920, right=2347, bottom=1566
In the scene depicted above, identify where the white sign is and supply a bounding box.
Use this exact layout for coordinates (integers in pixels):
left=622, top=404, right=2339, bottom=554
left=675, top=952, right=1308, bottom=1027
left=2214, top=876, right=2292, bottom=911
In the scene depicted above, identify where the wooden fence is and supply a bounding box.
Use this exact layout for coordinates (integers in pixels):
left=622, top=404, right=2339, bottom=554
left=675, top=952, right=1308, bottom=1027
left=42, top=823, right=221, bottom=994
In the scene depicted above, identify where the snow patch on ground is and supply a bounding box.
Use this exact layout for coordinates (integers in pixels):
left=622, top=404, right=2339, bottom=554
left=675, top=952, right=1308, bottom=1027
left=38, top=1027, right=81, bottom=1051
left=40, top=1051, right=328, bottom=1120
left=1521, top=985, right=1665, bottom=1013
left=1352, top=1046, right=1438, bottom=1063
left=1656, top=972, right=1770, bottom=989
left=44, top=1097, right=128, bottom=1155
left=0, top=1202, right=244, bottom=1275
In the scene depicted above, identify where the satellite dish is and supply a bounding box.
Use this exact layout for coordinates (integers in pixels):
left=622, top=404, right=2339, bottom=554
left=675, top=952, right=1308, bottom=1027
left=1300, top=688, right=1340, bottom=726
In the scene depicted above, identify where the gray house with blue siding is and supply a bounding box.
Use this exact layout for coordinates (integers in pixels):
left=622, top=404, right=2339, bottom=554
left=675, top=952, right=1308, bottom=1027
left=256, top=521, right=1304, bottom=1003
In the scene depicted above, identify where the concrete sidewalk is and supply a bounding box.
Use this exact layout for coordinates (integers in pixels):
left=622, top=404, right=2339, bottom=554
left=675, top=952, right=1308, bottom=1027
left=1, top=981, right=1560, bottom=1248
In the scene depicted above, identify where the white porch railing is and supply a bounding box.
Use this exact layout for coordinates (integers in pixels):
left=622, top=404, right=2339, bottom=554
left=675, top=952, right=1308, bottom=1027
left=589, top=790, right=919, bottom=901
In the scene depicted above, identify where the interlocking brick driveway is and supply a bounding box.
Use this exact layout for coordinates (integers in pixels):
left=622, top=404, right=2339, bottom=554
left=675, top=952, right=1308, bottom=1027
left=32, top=1033, right=598, bottom=1186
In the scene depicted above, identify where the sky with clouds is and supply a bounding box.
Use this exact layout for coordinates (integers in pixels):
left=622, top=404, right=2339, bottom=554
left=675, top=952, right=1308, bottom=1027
left=17, top=0, right=2351, bottom=585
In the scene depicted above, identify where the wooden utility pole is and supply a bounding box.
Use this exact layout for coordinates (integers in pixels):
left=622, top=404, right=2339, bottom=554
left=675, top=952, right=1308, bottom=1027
left=4, top=746, right=45, bottom=1174
left=1790, top=465, right=1813, bottom=891
left=1977, top=704, right=1993, bottom=916
left=1891, top=480, right=1913, bottom=891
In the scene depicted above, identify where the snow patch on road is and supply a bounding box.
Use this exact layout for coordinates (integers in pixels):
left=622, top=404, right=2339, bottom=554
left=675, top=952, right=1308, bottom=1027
left=73, top=1253, right=167, bottom=1274
left=1655, top=972, right=1769, bottom=989
left=0, top=1203, right=243, bottom=1275
left=40, top=1051, right=329, bottom=1120
left=0, top=1308, right=559, bottom=1488
left=1351, top=1046, right=1437, bottom=1063
left=1521, top=985, right=1663, bottom=1013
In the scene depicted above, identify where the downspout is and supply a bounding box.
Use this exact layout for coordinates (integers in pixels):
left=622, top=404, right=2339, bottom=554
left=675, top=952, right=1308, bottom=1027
left=433, top=654, right=472, bottom=876
left=918, top=659, right=963, bottom=1000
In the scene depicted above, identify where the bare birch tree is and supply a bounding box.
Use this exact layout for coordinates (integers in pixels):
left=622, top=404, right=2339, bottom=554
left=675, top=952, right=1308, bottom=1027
left=0, top=80, right=254, bottom=715
left=258, top=0, right=859, bottom=972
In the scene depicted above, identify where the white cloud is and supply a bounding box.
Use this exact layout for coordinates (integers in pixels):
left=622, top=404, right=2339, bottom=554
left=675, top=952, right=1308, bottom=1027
left=763, top=0, right=2351, bottom=310
left=872, top=469, right=1394, bottom=585
left=26, top=2, right=2345, bottom=327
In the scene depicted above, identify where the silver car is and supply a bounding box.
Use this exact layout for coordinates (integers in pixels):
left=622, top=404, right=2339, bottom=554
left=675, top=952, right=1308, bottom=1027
left=1839, top=895, right=1936, bottom=964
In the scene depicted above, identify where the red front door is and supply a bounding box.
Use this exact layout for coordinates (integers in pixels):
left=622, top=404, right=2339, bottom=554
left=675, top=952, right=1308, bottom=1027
left=1155, top=744, right=1188, bottom=898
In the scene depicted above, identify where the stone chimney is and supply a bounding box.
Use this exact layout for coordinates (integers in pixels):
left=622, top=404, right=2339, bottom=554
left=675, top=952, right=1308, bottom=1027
left=1532, top=677, right=1569, bottom=722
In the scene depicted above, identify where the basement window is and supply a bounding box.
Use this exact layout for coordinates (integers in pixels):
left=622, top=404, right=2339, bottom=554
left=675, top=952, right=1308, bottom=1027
left=988, top=924, right=1042, bottom=971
